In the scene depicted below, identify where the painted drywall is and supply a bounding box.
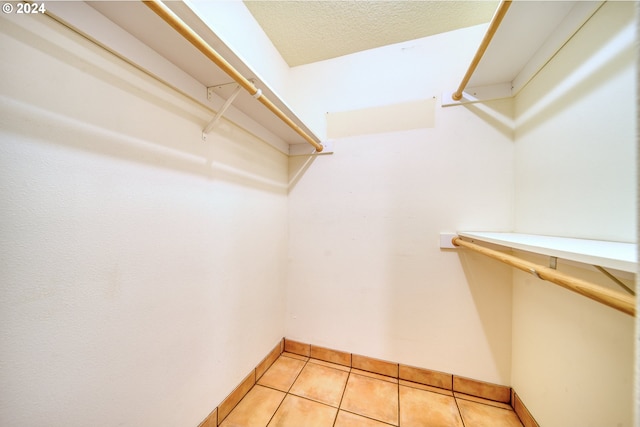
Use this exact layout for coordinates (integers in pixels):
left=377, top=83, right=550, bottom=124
left=514, top=1, right=636, bottom=242
left=511, top=256, right=634, bottom=427
left=286, top=25, right=516, bottom=385
left=0, top=12, right=287, bottom=427
left=512, top=2, right=637, bottom=426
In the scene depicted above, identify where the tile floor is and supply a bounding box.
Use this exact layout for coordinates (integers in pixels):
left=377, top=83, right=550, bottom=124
left=219, top=353, right=524, bottom=427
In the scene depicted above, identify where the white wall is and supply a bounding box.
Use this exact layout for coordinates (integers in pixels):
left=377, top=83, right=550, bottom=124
left=0, top=11, right=288, bottom=427
left=286, top=25, right=516, bottom=385
left=512, top=2, right=637, bottom=426
left=514, top=2, right=636, bottom=243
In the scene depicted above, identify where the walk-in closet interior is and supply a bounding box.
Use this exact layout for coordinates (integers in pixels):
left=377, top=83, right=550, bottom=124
left=0, top=1, right=637, bottom=426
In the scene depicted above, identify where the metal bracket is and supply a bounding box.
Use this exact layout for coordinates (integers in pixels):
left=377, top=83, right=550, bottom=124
left=203, top=84, right=242, bottom=141
left=549, top=256, right=558, bottom=269
left=207, top=81, right=244, bottom=101
left=594, top=265, right=636, bottom=295
left=289, top=139, right=334, bottom=156
left=442, top=83, right=513, bottom=107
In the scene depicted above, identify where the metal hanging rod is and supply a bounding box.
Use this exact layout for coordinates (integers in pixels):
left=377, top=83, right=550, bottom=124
left=143, top=0, right=324, bottom=152
left=451, top=0, right=512, bottom=101
left=452, top=236, right=635, bottom=317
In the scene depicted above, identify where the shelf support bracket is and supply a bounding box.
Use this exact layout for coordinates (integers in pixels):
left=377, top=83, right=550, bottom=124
left=202, top=84, right=242, bottom=141
left=594, top=265, right=635, bottom=296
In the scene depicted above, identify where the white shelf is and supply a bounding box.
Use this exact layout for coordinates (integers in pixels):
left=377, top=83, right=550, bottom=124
left=458, top=232, right=637, bottom=274
left=45, top=1, right=321, bottom=155
left=443, top=1, right=603, bottom=106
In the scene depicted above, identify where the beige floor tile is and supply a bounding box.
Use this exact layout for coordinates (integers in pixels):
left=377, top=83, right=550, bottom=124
left=258, top=355, right=306, bottom=392
left=267, top=395, right=337, bottom=427
left=457, top=399, right=523, bottom=427
left=219, top=385, right=285, bottom=427
left=290, top=361, right=350, bottom=407
left=334, top=410, right=395, bottom=427
left=341, top=373, right=399, bottom=425
left=399, top=385, right=463, bottom=427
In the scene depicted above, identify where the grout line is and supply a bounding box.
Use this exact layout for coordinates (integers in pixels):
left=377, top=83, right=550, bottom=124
left=293, top=393, right=339, bottom=406
left=255, top=355, right=309, bottom=427
left=397, top=376, right=400, bottom=427
left=339, top=408, right=397, bottom=426
left=454, top=394, right=466, bottom=427
left=263, top=395, right=284, bottom=427
left=332, top=368, right=352, bottom=426
left=286, top=356, right=309, bottom=394
left=330, top=402, right=340, bottom=427
left=256, top=383, right=287, bottom=394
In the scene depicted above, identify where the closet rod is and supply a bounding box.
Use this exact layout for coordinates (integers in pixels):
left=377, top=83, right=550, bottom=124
left=452, top=237, right=636, bottom=317
left=143, top=0, right=324, bottom=153
left=451, top=0, right=512, bottom=101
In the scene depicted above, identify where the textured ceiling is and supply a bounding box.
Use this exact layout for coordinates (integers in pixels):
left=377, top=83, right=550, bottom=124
left=243, top=1, right=499, bottom=66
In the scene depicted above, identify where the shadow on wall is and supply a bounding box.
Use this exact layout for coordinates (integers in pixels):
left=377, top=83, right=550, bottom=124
left=461, top=99, right=514, bottom=140
left=1, top=13, right=287, bottom=194
left=455, top=246, right=513, bottom=384
left=515, top=2, right=636, bottom=138
left=509, top=251, right=635, bottom=427
left=288, top=155, right=318, bottom=192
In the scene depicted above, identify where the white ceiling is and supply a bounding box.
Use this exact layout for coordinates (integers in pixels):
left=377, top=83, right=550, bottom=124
left=243, top=1, right=499, bottom=66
